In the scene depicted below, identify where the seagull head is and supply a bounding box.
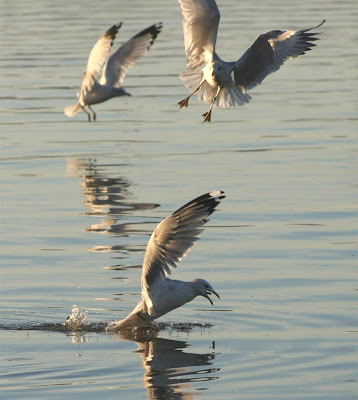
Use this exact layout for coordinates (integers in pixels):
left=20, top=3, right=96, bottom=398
left=113, top=87, right=132, bottom=97
left=192, top=279, right=220, bottom=305
left=210, top=62, right=230, bottom=86
left=212, top=64, right=223, bottom=76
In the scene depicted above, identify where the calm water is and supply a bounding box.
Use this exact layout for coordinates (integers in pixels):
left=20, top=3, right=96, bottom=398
left=1, top=0, right=357, bottom=399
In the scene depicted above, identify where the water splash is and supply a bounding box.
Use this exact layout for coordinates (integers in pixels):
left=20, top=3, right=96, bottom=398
left=64, top=305, right=89, bottom=329
left=0, top=307, right=213, bottom=334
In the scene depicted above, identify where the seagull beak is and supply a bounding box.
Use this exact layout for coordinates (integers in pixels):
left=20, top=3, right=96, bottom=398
left=205, top=289, right=220, bottom=305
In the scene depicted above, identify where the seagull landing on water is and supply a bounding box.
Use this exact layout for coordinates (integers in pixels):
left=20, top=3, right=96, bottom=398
left=107, top=191, right=225, bottom=332
left=64, top=22, right=162, bottom=121
left=177, top=0, right=325, bottom=122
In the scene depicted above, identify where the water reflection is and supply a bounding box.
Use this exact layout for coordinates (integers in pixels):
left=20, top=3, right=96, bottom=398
left=67, top=331, right=89, bottom=345
left=67, top=158, right=159, bottom=248
left=114, top=330, right=219, bottom=400
left=66, top=157, right=160, bottom=279
left=67, top=158, right=158, bottom=219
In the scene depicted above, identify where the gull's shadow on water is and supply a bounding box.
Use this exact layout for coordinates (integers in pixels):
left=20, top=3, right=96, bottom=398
left=114, top=329, right=220, bottom=400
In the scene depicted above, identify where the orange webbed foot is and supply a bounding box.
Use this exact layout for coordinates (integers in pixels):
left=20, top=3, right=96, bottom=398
left=202, top=110, right=212, bottom=123
left=178, top=98, right=189, bottom=108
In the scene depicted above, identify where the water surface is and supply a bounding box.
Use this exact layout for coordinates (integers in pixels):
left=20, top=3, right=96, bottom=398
left=1, top=0, right=357, bottom=399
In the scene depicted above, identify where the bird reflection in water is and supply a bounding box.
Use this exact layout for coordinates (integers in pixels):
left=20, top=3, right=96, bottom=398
left=113, top=329, right=220, bottom=400
left=66, top=158, right=159, bottom=240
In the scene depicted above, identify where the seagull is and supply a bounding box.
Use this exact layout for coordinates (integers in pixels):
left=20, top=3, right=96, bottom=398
left=177, top=0, right=325, bottom=122
left=107, top=191, right=225, bottom=331
left=64, top=22, right=162, bottom=121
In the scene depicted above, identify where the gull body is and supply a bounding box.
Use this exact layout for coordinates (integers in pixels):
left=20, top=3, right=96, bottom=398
left=65, top=22, right=162, bottom=121
left=81, top=85, right=129, bottom=107
left=107, top=191, right=224, bottom=331
left=177, top=0, right=325, bottom=122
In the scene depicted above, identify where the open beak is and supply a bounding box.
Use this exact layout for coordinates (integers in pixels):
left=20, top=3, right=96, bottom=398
left=205, top=289, right=220, bottom=305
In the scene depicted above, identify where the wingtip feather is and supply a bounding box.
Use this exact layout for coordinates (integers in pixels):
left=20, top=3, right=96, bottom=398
left=133, top=22, right=163, bottom=44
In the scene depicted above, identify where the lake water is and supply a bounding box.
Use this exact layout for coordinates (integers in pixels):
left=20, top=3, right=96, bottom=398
left=1, top=0, right=357, bottom=399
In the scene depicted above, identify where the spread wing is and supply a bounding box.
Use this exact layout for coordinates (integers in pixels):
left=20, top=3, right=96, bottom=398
left=80, top=23, right=122, bottom=97
left=100, top=23, right=162, bottom=87
left=178, top=0, right=220, bottom=70
left=141, top=191, right=225, bottom=298
left=234, top=20, right=325, bottom=92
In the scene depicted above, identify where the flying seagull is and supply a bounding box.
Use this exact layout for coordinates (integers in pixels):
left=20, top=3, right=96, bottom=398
left=177, top=0, right=325, bottom=122
left=107, top=191, right=225, bottom=331
left=65, top=22, right=162, bottom=121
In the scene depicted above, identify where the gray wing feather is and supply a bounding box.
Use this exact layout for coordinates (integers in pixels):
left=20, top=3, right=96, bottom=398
left=141, top=191, right=225, bottom=294
left=234, top=20, right=325, bottom=91
left=80, top=23, right=122, bottom=97
left=100, top=23, right=162, bottom=87
left=178, top=0, right=220, bottom=70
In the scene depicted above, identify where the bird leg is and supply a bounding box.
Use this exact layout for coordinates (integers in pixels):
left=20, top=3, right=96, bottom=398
left=178, top=78, right=205, bottom=109
left=88, top=105, right=96, bottom=122
left=81, top=106, right=91, bottom=122
left=202, top=86, right=222, bottom=123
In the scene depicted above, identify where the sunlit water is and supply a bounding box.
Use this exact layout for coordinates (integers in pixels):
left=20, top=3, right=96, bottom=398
left=1, top=0, right=357, bottom=399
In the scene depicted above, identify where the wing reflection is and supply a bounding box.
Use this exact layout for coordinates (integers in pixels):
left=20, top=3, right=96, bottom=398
left=67, top=158, right=158, bottom=217
left=114, top=330, right=220, bottom=400
left=66, top=158, right=159, bottom=243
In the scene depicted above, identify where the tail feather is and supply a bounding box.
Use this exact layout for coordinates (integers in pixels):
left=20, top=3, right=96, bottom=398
left=179, top=70, right=203, bottom=90
left=179, top=70, right=217, bottom=105
left=106, top=312, right=155, bottom=332
left=106, top=313, right=147, bottom=331
left=216, top=83, right=252, bottom=108
left=180, top=71, right=251, bottom=108
left=64, top=102, right=82, bottom=117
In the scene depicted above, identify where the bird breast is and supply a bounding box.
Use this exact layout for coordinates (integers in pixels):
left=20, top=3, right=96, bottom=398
left=203, top=62, right=231, bottom=88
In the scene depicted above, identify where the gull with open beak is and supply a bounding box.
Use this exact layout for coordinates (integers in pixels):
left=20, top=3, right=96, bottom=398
left=107, top=191, right=224, bottom=331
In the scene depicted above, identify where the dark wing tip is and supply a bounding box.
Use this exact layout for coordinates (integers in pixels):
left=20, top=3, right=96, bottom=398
left=173, top=191, right=225, bottom=217
left=302, top=19, right=326, bottom=35
left=133, top=22, right=163, bottom=46
left=316, top=19, right=326, bottom=29
left=104, top=22, right=123, bottom=46
left=105, top=22, right=123, bottom=37
left=296, top=20, right=325, bottom=53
